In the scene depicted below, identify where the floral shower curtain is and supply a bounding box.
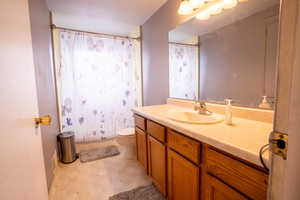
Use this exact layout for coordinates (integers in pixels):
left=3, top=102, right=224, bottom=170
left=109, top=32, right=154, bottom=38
left=169, top=44, right=198, bottom=100
left=55, top=30, right=141, bottom=143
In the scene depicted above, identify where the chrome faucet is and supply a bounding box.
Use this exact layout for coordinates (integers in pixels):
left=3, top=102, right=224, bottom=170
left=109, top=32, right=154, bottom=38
left=194, top=101, right=211, bottom=115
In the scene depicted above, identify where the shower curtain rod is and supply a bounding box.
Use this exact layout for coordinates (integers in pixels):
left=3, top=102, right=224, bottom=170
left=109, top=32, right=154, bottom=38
left=169, top=42, right=199, bottom=47
left=51, top=24, right=140, bottom=40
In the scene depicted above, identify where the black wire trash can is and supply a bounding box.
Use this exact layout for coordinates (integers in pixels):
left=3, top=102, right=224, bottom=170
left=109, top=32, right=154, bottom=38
left=57, top=131, right=78, bottom=164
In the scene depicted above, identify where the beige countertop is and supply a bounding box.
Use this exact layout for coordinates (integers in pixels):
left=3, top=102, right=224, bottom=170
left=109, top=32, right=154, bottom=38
left=132, top=104, right=272, bottom=168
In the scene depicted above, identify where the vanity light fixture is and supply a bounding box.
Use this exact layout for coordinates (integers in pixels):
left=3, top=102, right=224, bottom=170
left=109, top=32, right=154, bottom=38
left=178, top=0, right=248, bottom=19
left=223, top=0, right=238, bottom=9
left=178, top=0, right=193, bottom=15
left=196, top=0, right=243, bottom=20
left=189, top=0, right=205, bottom=8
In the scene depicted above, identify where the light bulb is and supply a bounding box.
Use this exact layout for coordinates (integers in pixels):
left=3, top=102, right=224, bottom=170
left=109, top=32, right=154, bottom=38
left=223, top=0, right=238, bottom=9
left=189, top=0, right=204, bottom=8
left=178, top=0, right=193, bottom=15
left=196, top=11, right=211, bottom=20
left=209, top=3, right=224, bottom=15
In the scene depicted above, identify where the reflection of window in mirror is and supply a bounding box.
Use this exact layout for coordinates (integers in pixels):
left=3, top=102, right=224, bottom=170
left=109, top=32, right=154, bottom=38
left=169, top=43, right=199, bottom=100
left=168, top=33, right=199, bottom=100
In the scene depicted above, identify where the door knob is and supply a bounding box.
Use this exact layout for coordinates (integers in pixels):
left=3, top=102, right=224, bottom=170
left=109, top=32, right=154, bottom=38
left=35, top=115, right=52, bottom=128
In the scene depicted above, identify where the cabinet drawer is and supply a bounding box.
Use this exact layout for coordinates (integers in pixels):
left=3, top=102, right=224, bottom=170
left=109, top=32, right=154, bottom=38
left=147, top=120, right=166, bottom=143
left=134, top=114, right=146, bottom=131
left=206, top=148, right=268, bottom=200
left=167, top=129, right=201, bottom=164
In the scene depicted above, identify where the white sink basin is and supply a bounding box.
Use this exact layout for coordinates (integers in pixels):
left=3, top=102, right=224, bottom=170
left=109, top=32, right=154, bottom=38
left=167, top=111, right=224, bottom=125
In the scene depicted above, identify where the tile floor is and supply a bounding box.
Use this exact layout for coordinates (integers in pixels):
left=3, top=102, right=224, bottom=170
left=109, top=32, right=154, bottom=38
left=49, top=135, right=151, bottom=200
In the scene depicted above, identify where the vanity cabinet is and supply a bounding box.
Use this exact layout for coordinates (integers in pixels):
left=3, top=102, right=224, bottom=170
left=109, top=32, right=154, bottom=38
left=205, top=147, right=268, bottom=200
left=146, top=120, right=167, bottom=195
left=204, top=174, right=247, bottom=200
left=147, top=135, right=167, bottom=195
left=168, top=149, right=200, bottom=200
left=133, top=114, right=268, bottom=200
left=134, top=115, right=147, bottom=172
left=135, top=127, right=148, bottom=172
left=134, top=114, right=146, bottom=131
left=147, top=120, right=166, bottom=143
left=167, top=129, right=201, bottom=164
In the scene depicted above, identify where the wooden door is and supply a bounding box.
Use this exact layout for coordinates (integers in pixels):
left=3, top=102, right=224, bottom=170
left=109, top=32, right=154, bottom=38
left=204, top=175, right=247, bottom=200
left=136, top=128, right=148, bottom=172
left=148, top=136, right=166, bottom=196
left=168, top=149, right=199, bottom=200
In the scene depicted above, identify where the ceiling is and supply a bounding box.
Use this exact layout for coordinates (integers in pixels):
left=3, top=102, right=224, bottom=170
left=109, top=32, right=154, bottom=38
left=169, top=0, right=279, bottom=43
left=47, top=0, right=167, bottom=37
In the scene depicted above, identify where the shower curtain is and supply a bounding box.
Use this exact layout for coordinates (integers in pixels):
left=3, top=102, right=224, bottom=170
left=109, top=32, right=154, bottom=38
left=55, top=30, right=141, bottom=143
left=169, top=43, right=198, bottom=100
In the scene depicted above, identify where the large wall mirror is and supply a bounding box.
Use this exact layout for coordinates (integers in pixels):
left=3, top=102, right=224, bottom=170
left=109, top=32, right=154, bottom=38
left=168, top=0, right=280, bottom=109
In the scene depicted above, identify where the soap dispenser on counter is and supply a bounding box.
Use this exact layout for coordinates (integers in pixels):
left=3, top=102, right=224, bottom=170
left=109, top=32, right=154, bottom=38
left=259, top=96, right=272, bottom=109
left=225, top=99, right=233, bottom=125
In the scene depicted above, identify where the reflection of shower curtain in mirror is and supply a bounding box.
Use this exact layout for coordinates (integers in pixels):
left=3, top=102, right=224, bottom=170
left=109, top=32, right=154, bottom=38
left=169, top=44, right=198, bottom=100
left=55, top=30, right=141, bottom=143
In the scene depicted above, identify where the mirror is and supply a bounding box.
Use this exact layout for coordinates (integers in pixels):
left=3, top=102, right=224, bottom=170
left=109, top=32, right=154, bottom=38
left=169, top=0, right=280, bottom=109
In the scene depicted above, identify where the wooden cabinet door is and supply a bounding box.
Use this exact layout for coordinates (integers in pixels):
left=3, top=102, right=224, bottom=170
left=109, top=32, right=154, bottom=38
left=136, top=128, right=147, bottom=172
left=205, top=148, right=267, bottom=200
left=148, top=136, right=166, bottom=196
left=168, top=149, right=199, bottom=200
left=204, top=175, right=248, bottom=200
